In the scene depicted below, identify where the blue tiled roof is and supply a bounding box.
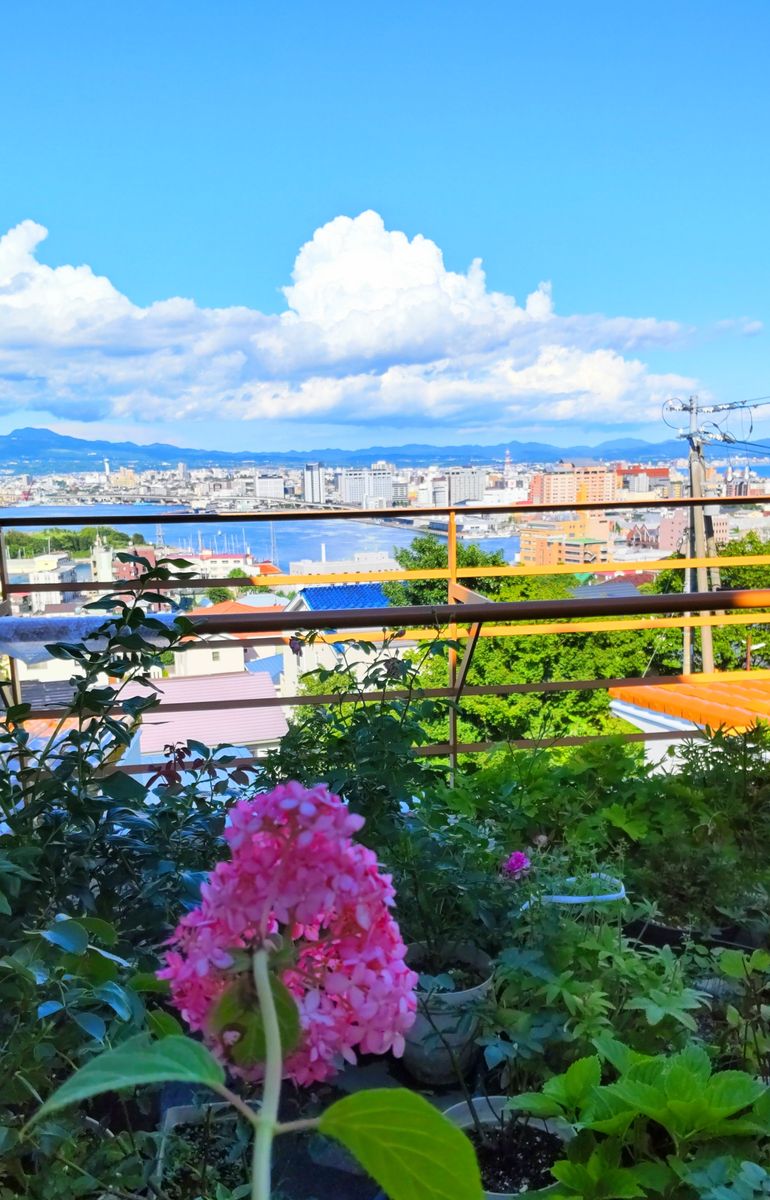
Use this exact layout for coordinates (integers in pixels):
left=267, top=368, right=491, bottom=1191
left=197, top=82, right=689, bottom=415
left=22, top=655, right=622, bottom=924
left=301, top=584, right=391, bottom=611
left=571, top=581, right=641, bottom=600
left=246, top=654, right=284, bottom=683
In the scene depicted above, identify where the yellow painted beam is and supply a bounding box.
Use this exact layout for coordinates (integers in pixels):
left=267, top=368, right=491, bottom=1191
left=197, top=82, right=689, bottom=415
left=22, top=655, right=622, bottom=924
left=309, top=610, right=770, bottom=643
left=459, top=553, right=770, bottom=579
left=247, top=553, right=770, bottom=589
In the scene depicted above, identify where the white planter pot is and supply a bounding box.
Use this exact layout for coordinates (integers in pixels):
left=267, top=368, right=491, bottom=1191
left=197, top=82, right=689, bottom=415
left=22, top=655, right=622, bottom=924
left=443, top=1095, right=573, bottom=1200
left=519, top=873, right=625, bottom=912
left=402, top=943, right=493, bottom=1085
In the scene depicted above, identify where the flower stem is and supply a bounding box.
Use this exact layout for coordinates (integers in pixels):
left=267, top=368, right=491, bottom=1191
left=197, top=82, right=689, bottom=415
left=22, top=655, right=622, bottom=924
left=252, top=948, right=282, bottom=1200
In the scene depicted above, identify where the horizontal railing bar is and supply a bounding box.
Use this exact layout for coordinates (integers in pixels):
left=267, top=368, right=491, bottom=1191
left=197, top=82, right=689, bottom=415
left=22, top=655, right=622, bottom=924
left=245, top=610, right=770, bottom=643
left=18, top=666, right=770, bottom=722
left=415, top=730, right=704, bottom=756
left=0, top=492, right=769, bottom=529
left=457, top=553, right=770, bottom=579
left=185, top=588, right=770, bottom=631
left=110, top=727, right=704, bottom=774
left=7, top=550, right=770, bottom=596
left=2, top=567, right=451, bottom=594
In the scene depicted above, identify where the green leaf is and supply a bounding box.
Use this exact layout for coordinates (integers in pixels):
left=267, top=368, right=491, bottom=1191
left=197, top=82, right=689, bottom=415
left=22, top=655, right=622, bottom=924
left=633, top=1161, right=674, bottom=1193
left=79, top=918, right=118, bottom=947
left=93, top=982, right=133, bottom=1021
left=208, top=973, right=300, bottom=1066
left=719, top=949, right=749, bottom=980
left=147, top=1009, right=183, bottom=1039
left=28, top=1035, right=225, bottom=1127
left=130, top=971, right=170, bottom=995
left=72, top=1012, right=106, bottom=1041
left=0, top=1126, right=19, bottom=1154
left=706, top=1070, right=765, bottom=1116
left=592, top=1037, right=650, bottom=1075
left=0, top=892, right=11, bottom=916
left=37, top=1000, right=63, bottom=1019
left=507, top=1092, right=565, bottom=1118
left=101, top=772, right=148, bottom=803
left=41, top=919, right=88, bottom=955
left=562, top=1056, right=601, bottom=1106
left=319, top=1088, right=483, bottom=1200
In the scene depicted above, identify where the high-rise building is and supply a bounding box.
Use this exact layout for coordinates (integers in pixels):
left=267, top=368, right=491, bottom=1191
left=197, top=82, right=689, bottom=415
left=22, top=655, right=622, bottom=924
left=254, top=474, right=285, bottom=500
left=446, top=467, right=486, bottom=505
left=303, top=463, right=326, bottom=505
left=339, top=467, right=393, bottom=508
left=530, top=464, right=617, bottom=506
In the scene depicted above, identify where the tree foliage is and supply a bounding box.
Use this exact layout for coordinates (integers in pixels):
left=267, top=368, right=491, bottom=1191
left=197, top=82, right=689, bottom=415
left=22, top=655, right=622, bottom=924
left=205, top=586, right=233, bottom=604
left=646, top=530, right=770, bottom=670
left=6, top=526, right=147, bottom=559
left=381, top=534, right=507, bottom=606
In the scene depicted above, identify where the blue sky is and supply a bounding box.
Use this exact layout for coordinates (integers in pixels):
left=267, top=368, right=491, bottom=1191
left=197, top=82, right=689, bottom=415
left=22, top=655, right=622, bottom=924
left=1, top=0, right=769, bottom=452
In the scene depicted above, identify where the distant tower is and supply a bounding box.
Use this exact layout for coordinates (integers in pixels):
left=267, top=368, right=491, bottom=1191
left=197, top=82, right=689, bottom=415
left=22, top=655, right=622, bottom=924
left=504, top=448, right=513, bottom=481
left=103, top=458, right=111, bottom=478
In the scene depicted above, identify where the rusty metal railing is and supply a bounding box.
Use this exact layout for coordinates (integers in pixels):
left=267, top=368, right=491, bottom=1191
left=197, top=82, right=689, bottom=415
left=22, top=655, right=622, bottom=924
left=3, top=494, right=770, bottom=771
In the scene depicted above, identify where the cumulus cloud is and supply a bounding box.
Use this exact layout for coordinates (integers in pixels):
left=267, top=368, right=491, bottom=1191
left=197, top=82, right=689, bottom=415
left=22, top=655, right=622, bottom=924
left=0, top=211, right=703, bottom=434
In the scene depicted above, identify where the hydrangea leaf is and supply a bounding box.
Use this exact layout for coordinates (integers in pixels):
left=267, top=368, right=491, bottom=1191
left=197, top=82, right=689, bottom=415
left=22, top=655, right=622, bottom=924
left=319, top=1088, right=483, bottom=1200
left=27, top=1035, right=225, bottom=1128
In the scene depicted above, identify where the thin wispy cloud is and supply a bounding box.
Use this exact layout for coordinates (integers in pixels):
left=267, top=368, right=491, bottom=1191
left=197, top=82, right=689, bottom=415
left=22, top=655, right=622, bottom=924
left=0, top=211, right=727, bottom=436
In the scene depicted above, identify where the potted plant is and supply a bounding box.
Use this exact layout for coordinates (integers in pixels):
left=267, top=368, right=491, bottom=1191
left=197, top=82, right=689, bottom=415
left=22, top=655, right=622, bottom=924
left=388, top=802, right=508, bottom=1085
left=508, top=1042, right=770, bottom=1198
left=442, top=1093, right=573, bottom=1199
left=402, top=941, right=494, bottom=1085
left=27, top=783, right=484, bottom=1200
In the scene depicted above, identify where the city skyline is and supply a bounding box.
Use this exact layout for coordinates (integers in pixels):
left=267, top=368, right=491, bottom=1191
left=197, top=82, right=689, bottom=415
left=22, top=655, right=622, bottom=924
left=2, top=3, right=769, bottom=452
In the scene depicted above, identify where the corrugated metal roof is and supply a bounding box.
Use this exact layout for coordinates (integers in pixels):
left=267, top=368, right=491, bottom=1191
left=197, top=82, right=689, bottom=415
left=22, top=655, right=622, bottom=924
left=301, top=584, right=390, bottom=610
left=608, top=679, right=770, bottom=733
left=124, top=672, right=288, bottom=753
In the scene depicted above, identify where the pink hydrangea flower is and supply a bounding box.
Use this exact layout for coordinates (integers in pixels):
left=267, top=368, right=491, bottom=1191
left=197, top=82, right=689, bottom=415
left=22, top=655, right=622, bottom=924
left=158, top=782, right=417, bottom=1086
left=502, top=850, right=531, bottom=879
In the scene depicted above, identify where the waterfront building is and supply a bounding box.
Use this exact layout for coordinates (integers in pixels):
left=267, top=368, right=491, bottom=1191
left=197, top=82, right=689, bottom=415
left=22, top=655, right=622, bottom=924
left=339, top=467, right=393, bottom=508
left=288, top=550, right=398, bottom=577
left=252, top=473, right=285, bottom=501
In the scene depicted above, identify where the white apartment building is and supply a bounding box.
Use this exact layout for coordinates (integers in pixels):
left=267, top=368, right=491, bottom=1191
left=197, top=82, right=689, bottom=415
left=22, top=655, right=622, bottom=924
left=303, top=463, right=326, bottom=505
left=288, top=550, right=398, bottom=576
left=7, top=552, right=80, bottom=614
left=339, top=468, right=394, bottom=507
left=253, top=473, right=285, bottom=501
left=446, top=467, right=486, bottom=505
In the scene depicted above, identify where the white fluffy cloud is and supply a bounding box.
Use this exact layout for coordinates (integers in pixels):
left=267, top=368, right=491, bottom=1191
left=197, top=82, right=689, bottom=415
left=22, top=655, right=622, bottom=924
left=0, top=211, right=706, bottom=433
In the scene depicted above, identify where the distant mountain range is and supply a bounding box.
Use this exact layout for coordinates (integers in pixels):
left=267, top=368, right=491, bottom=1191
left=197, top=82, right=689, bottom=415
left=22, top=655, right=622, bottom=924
left=0, top=426, right=695, bottom=473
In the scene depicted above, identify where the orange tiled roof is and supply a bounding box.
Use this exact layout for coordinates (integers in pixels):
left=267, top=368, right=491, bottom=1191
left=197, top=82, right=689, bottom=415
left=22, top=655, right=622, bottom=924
left=191, top=601, right=283, bottom=616
left=189, top=600, right=288, bottom=642
left=608, top=678, right=770, bottom=733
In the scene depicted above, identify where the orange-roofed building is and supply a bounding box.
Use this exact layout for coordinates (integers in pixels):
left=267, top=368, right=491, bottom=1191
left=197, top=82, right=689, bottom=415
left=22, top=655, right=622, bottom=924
left=609, top=677, right=770, bottom=765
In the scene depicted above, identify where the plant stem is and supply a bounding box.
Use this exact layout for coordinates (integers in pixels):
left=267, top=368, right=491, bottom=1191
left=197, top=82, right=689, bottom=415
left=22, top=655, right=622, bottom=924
left=275, top=1117, right=321, bottom=1135
left=252, top=947, right=282, bottom=1200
